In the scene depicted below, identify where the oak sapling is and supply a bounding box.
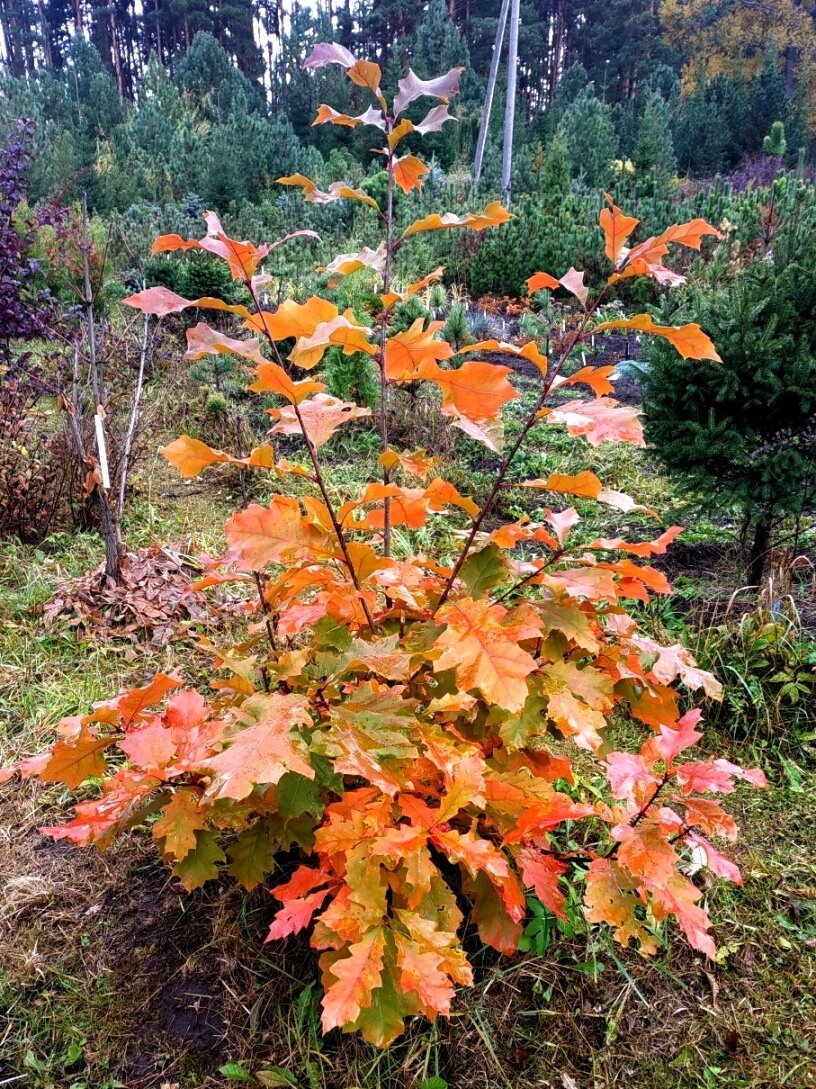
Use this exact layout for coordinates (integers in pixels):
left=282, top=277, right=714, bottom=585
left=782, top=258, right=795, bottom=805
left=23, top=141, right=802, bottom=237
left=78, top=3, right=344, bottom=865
left=3, top=47, right=765, bottom=1047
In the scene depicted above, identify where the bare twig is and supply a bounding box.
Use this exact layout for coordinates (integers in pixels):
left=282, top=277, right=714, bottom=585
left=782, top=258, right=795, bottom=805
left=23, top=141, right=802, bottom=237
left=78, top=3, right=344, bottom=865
left=116, top=299, right=151, bottom=536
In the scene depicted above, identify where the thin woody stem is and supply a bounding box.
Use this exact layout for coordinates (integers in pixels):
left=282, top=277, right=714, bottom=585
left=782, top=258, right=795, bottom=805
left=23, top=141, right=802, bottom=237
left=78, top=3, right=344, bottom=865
left=434, top=292, right=609, bottom=613
left=377, top=129, right=396, bottom=556
left=246, top=280, right=378, bottom=634
left=491, top=549, right=565, bottom=605
left=604, top=773, right=670, bottom=860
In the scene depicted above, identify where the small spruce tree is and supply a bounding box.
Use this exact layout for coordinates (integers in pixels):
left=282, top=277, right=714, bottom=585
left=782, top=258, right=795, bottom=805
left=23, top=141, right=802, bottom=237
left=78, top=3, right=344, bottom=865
left=644, top=219, right=816, bottom=584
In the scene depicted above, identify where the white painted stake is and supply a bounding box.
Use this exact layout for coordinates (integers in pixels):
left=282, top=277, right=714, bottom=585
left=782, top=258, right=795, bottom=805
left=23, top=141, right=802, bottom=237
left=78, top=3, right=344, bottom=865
left=94, top=409, right=111, bottom=489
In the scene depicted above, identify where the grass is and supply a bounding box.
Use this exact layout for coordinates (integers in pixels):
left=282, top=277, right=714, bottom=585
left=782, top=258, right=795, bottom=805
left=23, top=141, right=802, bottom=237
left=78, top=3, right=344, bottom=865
left=1, top=371, right=816, bottom=1088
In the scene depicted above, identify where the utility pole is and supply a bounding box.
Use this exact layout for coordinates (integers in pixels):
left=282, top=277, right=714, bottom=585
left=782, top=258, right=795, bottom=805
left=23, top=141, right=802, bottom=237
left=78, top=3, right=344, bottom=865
left=472, top=0, right=510, bottom=188
left=501, top=0, right=520, bottom=203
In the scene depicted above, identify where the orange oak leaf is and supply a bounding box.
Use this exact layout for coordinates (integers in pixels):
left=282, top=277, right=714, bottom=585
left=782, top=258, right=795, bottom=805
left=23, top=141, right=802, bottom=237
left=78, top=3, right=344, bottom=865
left=384, top=319, right=453, bottom=380
left=434, top=827, right=525, bottom=923
left=270, top=393, right=372, bottom=447
left=594, top=315, right=721, bottom=362
left=322, top=245, right=386, bottom=282
left=150, top=234, right=201, bottom=256
left=380, top=267, right=445, bottom=310
left=119, top=721, right=176, bottom=771
left=583, top=857, right=660, bottom=955
left=102, top=672, right=183, bottom=727
left=313, top=104, right=363, bottom=127
left=682, top=797, right=738, bottom=841
left=394, top=933, right=456, bottom=1016
left=518, top=847, right=568, bottom=919
left=617, top=822, right=679, bottom=888
left=613, top=219, right=723, bottom=285
left=160, top=435, right=232, bottom=478
left=267, top=887, right=334, bottom=941
left=347, top=58, right=382, bottom=93
left=277, top=174, right=380, bottom=213
left=393, top=154, right=430, bottom=194
left=198, top=211, right=270, bottom=280
left=203, top=693, right=314, bottom=801
left=289, top=313, right=375, bottom=369
left=599, top=196, right=639, bottom=264
left=589, top=526, right=683, bottom=557
left=152, top=789, right=207, bottom=860
left=420, top=359, right=518, bottom=421
left=424, top=477, right=480, bottom=518
left=249, top=363, right=324, bottom=404
left=37, top=723, right=113, bottom=789
left=540, top=659, right=614, bottom=751
left=320, top=927, right=387, bottom=1032
left=502, top=792, right=595, bottom=844
left=464, top=869, right=525, bottom=953
left=244, top=295, right=338, bottom=340
left=226, top=495, right=333, bottom=569
left=525, top=470, right=602, bottom=498
left=442, top=404, right=505, bottom=453
left=546, top=398, right=645, bottom=447
left=650, top=872, right=715, bottom=957
left=39, top=771, right=158, bottom=850
left=378, top=448, right=441, bottom=480
left=526, top=271, right=561, bottom=294
left=460, top=338, right=549, bottom=377
left=401, top=201, right=510, bottom=239
left=433, top=598, right=540, bottom=712
left=350, top=483, right=430, bottom=530
left=557, top=364, right=616, bottom=396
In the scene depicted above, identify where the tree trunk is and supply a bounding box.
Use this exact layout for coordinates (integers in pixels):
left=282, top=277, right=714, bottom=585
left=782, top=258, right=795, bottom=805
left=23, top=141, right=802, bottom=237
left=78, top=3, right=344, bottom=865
left=501, top=0, right=520, bottom=203
left=747, top=516, right=772, bottom=588
left=109, top=8, right=124, bottom=104
left=81, top=193, right=121, bottom=582
left=549, top=0, right=565, bottom=105
left=473, top=0, right=510, bottom=188
left=37, top=1, right=53, bottom=68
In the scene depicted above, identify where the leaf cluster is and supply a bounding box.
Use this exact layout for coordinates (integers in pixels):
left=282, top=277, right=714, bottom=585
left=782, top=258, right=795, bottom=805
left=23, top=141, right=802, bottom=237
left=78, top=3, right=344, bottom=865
left=3, top=51, right=766, bottom=1047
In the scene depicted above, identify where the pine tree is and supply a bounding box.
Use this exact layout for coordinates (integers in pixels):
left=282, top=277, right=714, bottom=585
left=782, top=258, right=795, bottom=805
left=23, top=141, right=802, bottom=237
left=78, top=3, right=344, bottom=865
left=540, top=127, right=571, bottom=207
left=635, top=90, right=676, bottom=180
left=558, top=85, right=617, bottom=188
left=751, top=47, right=789, bottom=156
left=572, top=0, right=661, bottom=102
left=673, top=78, right=729, bottom=177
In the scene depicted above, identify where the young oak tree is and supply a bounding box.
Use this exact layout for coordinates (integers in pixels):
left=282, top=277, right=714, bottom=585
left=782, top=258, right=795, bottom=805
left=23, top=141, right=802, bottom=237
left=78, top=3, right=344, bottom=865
left=2, top=47, right=766, bottom=1047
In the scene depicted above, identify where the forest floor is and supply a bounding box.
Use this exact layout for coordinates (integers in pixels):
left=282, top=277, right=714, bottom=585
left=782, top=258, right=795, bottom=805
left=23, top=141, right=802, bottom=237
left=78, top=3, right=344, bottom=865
left=1, top=346, right=816, bottom=1089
